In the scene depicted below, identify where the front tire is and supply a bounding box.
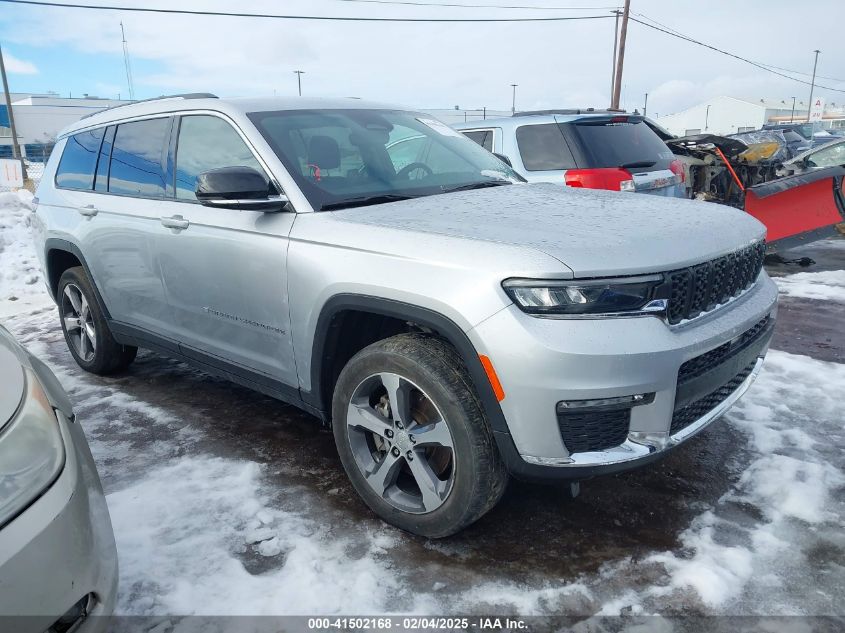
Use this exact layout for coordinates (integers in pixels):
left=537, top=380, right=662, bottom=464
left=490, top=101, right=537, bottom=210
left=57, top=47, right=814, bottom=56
left=332, top=334, right=508, bottom=538
left=58, top=267, right=137, bottom=375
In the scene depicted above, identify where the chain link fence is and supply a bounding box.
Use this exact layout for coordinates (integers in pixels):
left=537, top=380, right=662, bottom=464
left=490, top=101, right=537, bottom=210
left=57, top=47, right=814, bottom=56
left=1, top=160, right=43, bottom=194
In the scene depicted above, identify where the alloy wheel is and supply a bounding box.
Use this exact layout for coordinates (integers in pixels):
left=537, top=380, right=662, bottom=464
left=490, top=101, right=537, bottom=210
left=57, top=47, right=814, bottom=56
left=346, top=372, right=455, bottom=514
left=61, top=283, right=97, bottom=362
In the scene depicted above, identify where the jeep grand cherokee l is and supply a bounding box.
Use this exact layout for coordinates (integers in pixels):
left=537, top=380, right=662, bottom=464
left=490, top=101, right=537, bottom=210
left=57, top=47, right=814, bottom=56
left=32, top=94, right=777, bottom=537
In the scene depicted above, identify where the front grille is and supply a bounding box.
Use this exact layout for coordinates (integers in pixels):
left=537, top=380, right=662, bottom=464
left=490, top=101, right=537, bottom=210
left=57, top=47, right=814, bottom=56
left=678, top=316, right=771, bottom=385
left=557, top=408, right=630, bottom=453
left=670, top=361, right=755, bottom=435
left=665, top=242, right=766, bottom=324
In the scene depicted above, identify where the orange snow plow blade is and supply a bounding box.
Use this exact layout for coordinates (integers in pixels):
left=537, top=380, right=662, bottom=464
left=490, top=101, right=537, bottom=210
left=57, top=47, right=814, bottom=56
left=744, top=166, right=845, bottom=249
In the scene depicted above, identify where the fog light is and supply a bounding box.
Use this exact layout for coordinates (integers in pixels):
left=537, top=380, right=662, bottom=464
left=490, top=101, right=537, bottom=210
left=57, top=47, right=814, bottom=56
left=556, top=392, right=654, bottom=412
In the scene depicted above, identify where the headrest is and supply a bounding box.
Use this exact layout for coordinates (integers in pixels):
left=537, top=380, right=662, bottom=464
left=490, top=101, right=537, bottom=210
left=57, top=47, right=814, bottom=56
left=307, top=135, right=340, bottom=170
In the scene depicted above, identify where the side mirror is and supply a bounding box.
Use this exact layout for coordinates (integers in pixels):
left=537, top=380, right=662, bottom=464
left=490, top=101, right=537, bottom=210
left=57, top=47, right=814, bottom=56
left=493, top=152, right=513, bottom=168
left=195, top=166, right=287, bottom=212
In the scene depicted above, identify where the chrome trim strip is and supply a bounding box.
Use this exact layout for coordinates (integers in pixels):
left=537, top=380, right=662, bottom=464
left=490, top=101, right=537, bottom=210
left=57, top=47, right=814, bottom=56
left=521, top=357, right=765, bottom=468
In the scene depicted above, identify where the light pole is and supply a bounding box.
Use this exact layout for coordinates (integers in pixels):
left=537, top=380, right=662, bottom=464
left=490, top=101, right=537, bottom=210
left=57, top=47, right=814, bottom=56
left=293, top=70, right=305, bottom=96
left=0, top=43, right=23, bottom=165
left=510, top=84, right=518, bottom=114
left=806, top=50, right=820, bottom=123
left=705, top=104, right=711, bottom=131
left=790, top=96, right=796, bottom=123
left=643, top=92, right=648, bottom=117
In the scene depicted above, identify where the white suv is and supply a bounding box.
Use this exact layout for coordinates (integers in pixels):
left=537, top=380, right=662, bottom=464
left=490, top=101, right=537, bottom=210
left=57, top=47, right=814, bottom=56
left=32, top=94, right=777, bottom=537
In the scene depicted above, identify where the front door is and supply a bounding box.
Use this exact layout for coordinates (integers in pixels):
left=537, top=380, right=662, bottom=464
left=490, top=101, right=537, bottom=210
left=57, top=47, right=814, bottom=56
left=156, top=113, right=298, bottom=387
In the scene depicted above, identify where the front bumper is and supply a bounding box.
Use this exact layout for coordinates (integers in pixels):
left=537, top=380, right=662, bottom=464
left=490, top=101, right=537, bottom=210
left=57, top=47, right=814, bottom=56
left=0, top=410, right=118, bottom=633
left=469, top=273, right=778, bottom=480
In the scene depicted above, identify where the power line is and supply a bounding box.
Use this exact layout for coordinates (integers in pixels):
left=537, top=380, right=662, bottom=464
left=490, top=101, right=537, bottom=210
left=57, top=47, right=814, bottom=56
left=327, top=0, right=617, bottom=9
left=0, top=0, right=614, bottom=22
left=629, top=15, right=845, bottom=94
left=634, top=12, right=845, bottom=85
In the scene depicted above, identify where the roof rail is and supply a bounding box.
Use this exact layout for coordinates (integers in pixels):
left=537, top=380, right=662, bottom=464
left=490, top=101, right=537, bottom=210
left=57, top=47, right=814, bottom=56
left=513, top=108, right=627, bottom=117
left=79, top=93, right=219, bottom=120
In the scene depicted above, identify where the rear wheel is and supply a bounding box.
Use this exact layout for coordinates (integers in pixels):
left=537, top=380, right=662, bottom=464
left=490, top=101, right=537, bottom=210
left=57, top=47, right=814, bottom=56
left=332, top=334, right=508, bottom=538
left=58, top=267, right=137, bottom=375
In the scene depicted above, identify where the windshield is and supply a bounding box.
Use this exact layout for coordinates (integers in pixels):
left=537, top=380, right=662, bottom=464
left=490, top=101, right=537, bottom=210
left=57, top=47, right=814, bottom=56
left=248, top=109, right=521, bottom=210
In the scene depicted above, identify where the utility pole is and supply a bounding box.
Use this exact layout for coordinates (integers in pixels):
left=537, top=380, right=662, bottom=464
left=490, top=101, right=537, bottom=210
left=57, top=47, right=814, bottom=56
left=120, top=22, right=135, bottom=100
left=806, top=50, right=820, bottom=123
left=643, top=92, right=648, bottom=117
left=790, top=96, right=796, bottom=123
left=510, top=84, right=518, bottom=114
left=293, top=70, right=305, bottom=96
left=609, top=10, right=621, bottom=106
left=0, top=42, right=24, bottom=164
left=610, top=0, right=631, bottom=111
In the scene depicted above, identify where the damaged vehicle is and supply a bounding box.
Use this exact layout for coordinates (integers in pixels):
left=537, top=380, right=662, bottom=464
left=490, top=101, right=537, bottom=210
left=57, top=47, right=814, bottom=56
left=648, top=123, right=845, bottom=249
left=778, top=137, right=845, bottom=177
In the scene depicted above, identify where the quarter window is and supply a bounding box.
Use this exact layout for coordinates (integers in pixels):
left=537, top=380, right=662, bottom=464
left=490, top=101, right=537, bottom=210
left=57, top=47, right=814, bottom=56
left=55, top=128, right=105, bottom=190
left=462, top=129, right=494, bottom=152
left=515, top=124, right=577, bottom=171
left=108, top=118, right=170, bottom=197
left=175, top=115, right=266, bottom=201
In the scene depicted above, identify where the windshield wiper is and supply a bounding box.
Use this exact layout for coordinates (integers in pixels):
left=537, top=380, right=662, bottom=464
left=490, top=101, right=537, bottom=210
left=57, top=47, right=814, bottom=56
left=441, top=180, right=512, bottom=194
left=619, top=160, right=656, bottom=169
left=320, top=194, right=417, bottom=211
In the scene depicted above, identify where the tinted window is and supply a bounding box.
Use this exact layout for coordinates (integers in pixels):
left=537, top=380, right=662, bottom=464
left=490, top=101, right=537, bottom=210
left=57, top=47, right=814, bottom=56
left=55, top=128, right=105, bottom=189
left=175, top=115, right=266, bottom=201
left=515, top=123, right=576, bottom=171
left=94, top=126, right=115, bottom=192
left=570, top=120, right=674, bottom=169
left=109, top=118, right=170, bottom=197
left=462, top=129, right=494, bottom=152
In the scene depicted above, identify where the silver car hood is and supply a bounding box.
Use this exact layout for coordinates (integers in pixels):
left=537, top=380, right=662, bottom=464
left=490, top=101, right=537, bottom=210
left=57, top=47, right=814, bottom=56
left=331, top=183, right=766, bottom=277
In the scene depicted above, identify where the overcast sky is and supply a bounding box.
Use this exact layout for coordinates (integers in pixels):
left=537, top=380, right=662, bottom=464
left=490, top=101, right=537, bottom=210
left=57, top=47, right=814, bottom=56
left=1, top=0, right=843, bottom=116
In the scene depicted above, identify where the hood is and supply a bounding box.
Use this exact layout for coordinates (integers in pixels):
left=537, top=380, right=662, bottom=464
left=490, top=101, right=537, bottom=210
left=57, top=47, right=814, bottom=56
left=331, top=183, right=766, bottom=277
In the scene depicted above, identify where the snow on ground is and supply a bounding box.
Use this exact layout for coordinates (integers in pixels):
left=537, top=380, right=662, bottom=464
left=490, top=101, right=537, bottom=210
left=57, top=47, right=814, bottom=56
left=0, top=190, right=42, bottom=304
left=774, top=270, right=845, bottom=302
left=1, top=191, right=843, bottom=618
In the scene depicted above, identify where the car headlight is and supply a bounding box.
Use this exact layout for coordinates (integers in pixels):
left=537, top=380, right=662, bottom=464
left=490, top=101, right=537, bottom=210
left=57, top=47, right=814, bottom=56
left=0, top=369, right=66, bottom=528
left=502, top=275, right=664, bottom=316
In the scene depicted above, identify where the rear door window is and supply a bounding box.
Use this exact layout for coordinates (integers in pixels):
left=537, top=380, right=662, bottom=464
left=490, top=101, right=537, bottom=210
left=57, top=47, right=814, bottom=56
left=570, top=120, right=674, bottom=169
left=175, top=115, right=267, bottom=201
left=108, top=117, right=171, bottom=197
left=462, top=129, right=494, bottom=152
left=55, top=127, right=105, bottom=190
left=515, top=123, right=576, bottom=171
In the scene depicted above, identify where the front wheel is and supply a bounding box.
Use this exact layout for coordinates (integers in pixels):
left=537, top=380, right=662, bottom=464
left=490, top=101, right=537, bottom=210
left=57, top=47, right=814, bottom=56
left=332, top=334, right=508, bottom=538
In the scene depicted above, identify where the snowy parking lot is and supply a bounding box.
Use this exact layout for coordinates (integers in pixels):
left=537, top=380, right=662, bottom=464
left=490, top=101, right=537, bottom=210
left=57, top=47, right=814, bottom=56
left=1, top=189, right=844, bottom=622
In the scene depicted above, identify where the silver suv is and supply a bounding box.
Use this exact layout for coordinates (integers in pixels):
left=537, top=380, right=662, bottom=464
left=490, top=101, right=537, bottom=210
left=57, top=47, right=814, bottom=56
left=33, top=95, right=777, bottom=537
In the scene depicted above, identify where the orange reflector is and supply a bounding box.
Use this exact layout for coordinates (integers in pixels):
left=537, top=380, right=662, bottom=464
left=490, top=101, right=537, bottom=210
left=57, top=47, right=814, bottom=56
left=479, top=355, right=505, bottom=402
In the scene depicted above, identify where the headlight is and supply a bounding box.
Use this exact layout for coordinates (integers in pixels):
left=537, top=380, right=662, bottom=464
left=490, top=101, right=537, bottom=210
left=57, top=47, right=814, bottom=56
left=0, top=369, right=66, bottom=528
left=502, top=275, right=664, bottom=316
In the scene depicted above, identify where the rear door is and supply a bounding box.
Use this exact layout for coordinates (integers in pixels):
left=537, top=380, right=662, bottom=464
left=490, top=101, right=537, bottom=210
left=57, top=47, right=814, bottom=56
left=55, top=117, right=173, bottom=336
left=560, top=115, right=684, bottom=197
left=155, top=113, right=298, bottom=387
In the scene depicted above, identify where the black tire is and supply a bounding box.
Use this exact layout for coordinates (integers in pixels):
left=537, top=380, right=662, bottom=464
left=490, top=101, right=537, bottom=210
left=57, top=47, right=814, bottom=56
left=332, top=333, right=508, bottom=538
left=57, top=266, right=138, bottom=375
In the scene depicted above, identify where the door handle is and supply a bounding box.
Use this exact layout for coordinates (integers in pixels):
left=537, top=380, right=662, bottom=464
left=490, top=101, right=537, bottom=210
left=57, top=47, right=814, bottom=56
left=161, top=215, right=190, bottom=230
left=78, top=204, right=98, bottom=217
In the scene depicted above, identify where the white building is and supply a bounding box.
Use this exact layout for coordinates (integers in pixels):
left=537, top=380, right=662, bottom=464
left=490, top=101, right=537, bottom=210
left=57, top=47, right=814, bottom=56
left=655, top=95, right=845, bottom=137
left=1, top=92, right=129, bottom=161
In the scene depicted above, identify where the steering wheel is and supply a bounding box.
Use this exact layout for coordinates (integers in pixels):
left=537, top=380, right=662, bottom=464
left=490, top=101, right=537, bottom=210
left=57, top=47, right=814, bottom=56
left=397, top=162, right=434, bottom=181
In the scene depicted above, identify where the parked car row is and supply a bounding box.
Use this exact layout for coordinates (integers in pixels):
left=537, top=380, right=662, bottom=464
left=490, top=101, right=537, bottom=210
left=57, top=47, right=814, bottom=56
left=455, top=109, right=845, bottom=249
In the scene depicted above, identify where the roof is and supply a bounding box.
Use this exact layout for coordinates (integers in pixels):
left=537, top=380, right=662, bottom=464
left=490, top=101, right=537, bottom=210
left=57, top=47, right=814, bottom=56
left=452, top=110, right=640, bottom=130
left=60, top=95, right=405, bottom=138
